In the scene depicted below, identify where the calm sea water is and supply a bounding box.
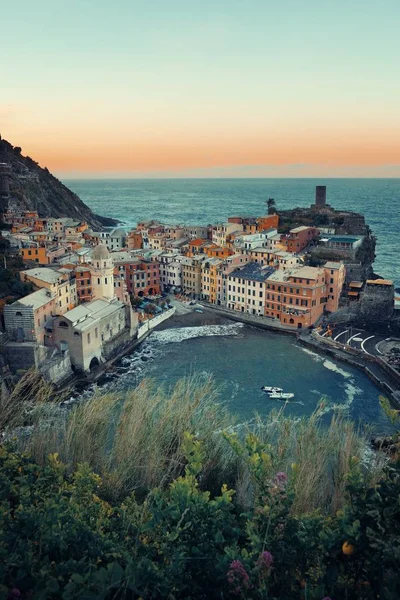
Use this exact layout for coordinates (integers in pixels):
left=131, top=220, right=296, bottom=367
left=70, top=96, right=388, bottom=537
left=66, top=178, right=400, bottom=286
left=66, top=178, right=399, bottom=430
left=98, top=321, right=390, bottom=434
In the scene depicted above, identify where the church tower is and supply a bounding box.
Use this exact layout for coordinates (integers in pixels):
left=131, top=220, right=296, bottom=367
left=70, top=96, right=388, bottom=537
left=91, top=244, right=114, bottom=300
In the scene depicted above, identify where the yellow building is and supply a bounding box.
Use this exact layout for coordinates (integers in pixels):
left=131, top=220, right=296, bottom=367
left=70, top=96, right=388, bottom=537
left=20, top=267, right=77, bottom=315
left=201, top=258, right=223, bottom=303
left=181, top=256, right=206, bottom=298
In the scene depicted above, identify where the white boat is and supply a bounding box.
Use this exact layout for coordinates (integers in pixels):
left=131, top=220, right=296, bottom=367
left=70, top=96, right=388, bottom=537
left=268, top=392, right=295, bottom=400
left=261, top=386, right=283, bottom=393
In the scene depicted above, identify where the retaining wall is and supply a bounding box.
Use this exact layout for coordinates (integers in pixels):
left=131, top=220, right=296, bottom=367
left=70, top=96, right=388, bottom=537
left=138, top=307, right=176, bottom=339
left=198, top=303, right=297, bottom=336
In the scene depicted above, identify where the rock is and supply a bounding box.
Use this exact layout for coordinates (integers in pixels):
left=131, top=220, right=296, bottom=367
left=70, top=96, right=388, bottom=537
left=0, top=136, right=117, bottom=229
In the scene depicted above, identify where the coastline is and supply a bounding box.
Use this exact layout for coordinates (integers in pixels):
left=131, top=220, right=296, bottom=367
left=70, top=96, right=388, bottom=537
left=152, top=300, right=400, bottom=408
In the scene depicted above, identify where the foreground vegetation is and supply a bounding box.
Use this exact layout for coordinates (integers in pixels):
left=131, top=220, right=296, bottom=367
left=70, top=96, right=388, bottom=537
left=1, top=375, right=399, bottom=599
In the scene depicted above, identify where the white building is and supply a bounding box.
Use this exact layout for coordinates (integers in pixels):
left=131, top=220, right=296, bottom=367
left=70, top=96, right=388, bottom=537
left=91, top=244, right=115, bottom=300
left=234, top=230, right=278, bottom=251
left=271, top=251, right=302, bottom=271
left=108, top=228, right=127, bottom=251
left=53, top=298, right=129, bottom=372
left=227, top=262, right=274, bottom=316
left=212, top=223, right=243, bottom=247
left=157, top=252, right=185, bottom=291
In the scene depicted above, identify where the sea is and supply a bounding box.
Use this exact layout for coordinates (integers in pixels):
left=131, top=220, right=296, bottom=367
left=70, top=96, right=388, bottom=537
left=65, top=178, right=400, bottom=432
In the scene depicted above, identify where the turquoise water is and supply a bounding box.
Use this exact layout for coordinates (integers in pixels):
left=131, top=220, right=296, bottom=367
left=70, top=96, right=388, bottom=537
left=66, top=178, right=400, bottom=287
left=97, top=321, right=390, bottom=434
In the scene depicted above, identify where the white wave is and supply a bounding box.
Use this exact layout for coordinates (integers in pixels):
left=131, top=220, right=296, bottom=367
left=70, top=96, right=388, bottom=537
left=149, top=323, right=244, bottom=345
left=343, top=382, right=362, bottom=404
left=300, top=347, right=324, bottom=362
left=322, top=359, right=352, bottom=379
left=317, top=381, right=362, bottom=415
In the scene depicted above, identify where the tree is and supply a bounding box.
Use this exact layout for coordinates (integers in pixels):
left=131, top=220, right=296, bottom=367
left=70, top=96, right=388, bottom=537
left=144, top=303, right=157, bottom=315
left=267, top=197, right=276, bottom=215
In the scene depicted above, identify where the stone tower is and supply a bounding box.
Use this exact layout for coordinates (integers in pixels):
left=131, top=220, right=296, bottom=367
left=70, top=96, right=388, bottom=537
left=91, top=244, right=114, bottom=300
left=315, top=185, right=327, bottom=207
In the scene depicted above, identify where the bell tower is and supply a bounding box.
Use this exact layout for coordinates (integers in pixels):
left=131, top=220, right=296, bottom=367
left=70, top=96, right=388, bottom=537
left=91, top=244, right=114, bottom=300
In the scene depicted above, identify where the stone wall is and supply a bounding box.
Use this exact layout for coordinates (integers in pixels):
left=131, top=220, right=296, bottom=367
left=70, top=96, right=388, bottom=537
left=2, top=343, right=73, bottom=385
left=137, top=307, right=176, bottom=339
left=360, top=284, right=394, bottom=324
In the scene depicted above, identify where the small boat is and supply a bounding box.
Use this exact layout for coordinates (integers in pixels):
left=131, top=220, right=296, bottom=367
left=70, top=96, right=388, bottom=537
left=268, top=392, right=295, bottom=401
left=261, top=386, right=283, bottom=393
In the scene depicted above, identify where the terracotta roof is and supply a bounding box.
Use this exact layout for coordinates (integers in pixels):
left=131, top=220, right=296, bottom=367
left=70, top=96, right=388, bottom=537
left=366, top=279, right=393, bottom=286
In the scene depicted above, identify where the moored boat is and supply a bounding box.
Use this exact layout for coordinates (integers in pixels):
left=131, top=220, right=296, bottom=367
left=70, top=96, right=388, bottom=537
left=268, top=392, right=295, bottom=400
left=261, top=386, right=283, bottom=393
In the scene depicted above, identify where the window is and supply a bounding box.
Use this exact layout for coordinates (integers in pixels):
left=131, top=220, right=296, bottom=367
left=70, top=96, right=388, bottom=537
left=59, top=321, right=69, bottom=328
left=87, top=333, right=91, bottom=343
left=15, top=311, right=23, bottom=317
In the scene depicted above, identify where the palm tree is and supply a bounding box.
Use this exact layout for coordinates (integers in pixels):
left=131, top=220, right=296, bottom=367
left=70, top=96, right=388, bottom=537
left=266, top=197, right=276, bottom=214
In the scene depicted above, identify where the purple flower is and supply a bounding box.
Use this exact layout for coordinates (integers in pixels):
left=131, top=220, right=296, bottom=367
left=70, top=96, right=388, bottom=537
left=7, top=590, right=21, bottom=600
left=258, top=550, right=274, bottom=569
left=227, top=560, right=250, bottom=594
left=274, top=471, right=288, bottom=490
left=322, top=597, right=332, bottom=600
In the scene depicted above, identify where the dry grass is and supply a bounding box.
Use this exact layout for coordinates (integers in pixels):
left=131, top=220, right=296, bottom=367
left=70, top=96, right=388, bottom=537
left=239, top=406, right=385, bottom=515
left=12, top=372, right=385, bottom=513
left=22, top=374, right=236, bottom=501
left=0, top=369, right=55, bottom=432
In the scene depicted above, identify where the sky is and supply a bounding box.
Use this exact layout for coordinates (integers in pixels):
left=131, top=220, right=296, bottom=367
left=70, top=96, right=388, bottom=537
left=1, top=0, right=399, bottom=178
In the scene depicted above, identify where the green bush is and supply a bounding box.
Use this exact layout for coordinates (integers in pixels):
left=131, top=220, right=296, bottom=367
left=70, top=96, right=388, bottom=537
left=1, top=435, right=400, bottom=599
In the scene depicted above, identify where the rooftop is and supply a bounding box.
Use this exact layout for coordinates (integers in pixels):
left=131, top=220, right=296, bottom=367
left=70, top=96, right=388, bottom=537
left=366, top=279, right=393, bottom=286
left=325, top=235, right=363, bottom=244
left=230, top=262, right=275, bottom=282
left=324, top=261, right=343, bottom=269
left=11, top=288, right=54, bottom=310
left=290, top=226, right=314, bottom=233
left=61, top=298, right=124, bottom=332
left=267, top=265, right=323, bottom=283
left=21, top=267, right=64, bottom=284
left=349, top=281, right=364, bottom=289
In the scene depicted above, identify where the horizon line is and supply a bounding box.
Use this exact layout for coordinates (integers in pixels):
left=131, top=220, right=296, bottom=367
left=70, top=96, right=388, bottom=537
left=60, top=175, right=400, bottom=181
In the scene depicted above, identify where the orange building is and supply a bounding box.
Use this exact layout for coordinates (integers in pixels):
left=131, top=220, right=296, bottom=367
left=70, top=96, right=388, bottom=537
left=187, top=239, right=216, bottom=256
left=256, top=214, right=279, bottom=232
left=204, top=246, right=233, bottom=260
left=324, top=262, right=346, bottom=312
left=127, top=230, right=143, bottom=249
left=265, top=264, right=343, bottom=328
left=118, top=259, right=161, bottom=297
left=280, top=226, right=319, bottom=253
left=20, top=246, right=49, bottom=264
left=33, top=218, right=48, bottom=231
left=75, top=266, right=93, bottom=303
left=201, top=258, right=223, bottom=303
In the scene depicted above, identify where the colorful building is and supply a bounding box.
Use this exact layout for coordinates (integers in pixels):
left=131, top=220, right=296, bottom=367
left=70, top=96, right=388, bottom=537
left=19, top=267, right=77, bottom=315
left=280, top=226, right=319, bottom=253
left=4, top=288, right=56, bottom=344
left=201, top=258, right=223, bottom=303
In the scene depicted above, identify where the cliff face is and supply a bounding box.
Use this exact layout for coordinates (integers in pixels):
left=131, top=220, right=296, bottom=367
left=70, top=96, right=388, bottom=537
left=0, top=136, right=117, bottom=229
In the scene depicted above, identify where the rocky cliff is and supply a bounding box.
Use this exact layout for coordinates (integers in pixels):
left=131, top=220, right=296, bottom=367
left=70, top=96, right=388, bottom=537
left=0, top=136, right=117, bottom=229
